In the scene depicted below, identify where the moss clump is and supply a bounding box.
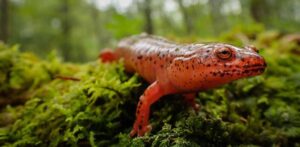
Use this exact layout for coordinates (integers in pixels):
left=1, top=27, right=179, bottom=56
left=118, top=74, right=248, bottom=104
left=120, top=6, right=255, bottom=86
left=0, top=47, right=141, bottom=146
left=0, top=43, right=82, bottom=107
left=0, top=32, right=300, bottom=146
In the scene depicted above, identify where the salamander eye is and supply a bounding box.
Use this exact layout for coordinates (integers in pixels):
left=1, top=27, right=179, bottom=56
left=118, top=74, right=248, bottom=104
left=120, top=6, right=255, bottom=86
left=216, top=47, right=232, bottom=60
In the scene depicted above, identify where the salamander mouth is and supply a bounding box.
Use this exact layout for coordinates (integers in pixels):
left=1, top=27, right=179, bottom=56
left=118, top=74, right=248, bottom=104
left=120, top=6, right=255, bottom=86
left=211, top=62, right=266, bottom=78
left=229, top=65, right=266, bottom=76
left=240, top=67, right=265, bottom=75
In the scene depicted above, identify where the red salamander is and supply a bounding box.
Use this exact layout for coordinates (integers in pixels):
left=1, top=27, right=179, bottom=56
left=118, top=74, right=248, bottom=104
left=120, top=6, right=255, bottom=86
left=100, top=34, right=267, bottom=137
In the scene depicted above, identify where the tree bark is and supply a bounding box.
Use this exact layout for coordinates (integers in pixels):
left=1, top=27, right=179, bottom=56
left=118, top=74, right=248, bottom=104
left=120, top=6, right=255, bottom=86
left=0, top=0, right=9, bottom=43
left=208, top=0, right=225, bottom=35
left=61, top=0, right=72, bottom=60
left=90, top=0, right=102, bottom=47
left=250, top=0, right=269, bottom=23
left=144, top=0, right=153, bottom=34
left=177, top=0, right=193, bottom=34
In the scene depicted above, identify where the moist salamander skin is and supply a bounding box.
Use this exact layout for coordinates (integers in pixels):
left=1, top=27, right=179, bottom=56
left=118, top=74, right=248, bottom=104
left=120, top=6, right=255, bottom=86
left=100, top=34, right=267, bottom=137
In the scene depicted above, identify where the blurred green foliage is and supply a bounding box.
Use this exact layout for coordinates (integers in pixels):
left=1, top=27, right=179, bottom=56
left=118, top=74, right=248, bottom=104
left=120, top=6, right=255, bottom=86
left=0, top=29, right=299, bottom=146
left=1, top=0, right=299, bottom=61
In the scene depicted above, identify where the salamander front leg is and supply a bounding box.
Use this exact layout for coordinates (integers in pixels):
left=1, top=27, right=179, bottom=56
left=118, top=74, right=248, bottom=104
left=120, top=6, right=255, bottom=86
left=183, top=93, right=200, bottom=112
left=130, top=81, right=167, bottom=137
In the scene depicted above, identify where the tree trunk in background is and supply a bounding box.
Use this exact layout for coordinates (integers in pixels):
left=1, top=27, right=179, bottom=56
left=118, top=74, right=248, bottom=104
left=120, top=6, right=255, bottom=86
left=144, top=0, right=153, bottom=34
left=239, top=0, right=250, bottom=19
left=90, top=0, right=102, bottom=48
left=61, top=0, right=72, bottom=60
left=0, top=0, right=9, bottom=43
left=177, top=0, right=193, bottom=34
left=250, top=0, right=269, bottom=23
left=208, top=0, right=225, bottom=35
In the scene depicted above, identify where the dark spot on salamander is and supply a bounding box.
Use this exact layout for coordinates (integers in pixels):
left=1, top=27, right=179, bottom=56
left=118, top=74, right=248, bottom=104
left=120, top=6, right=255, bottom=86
left=154, top=61, right=156, bottom=64
left=251, top=69, right=257, bottom=73
left=139, top=125, right=142, bottom=130
left=213, top=72, right=217, bottom=76
left=137, top=55, right=143, bottom=59
left=243, top=65, right=249, bottom=68
left=149, top=57, right=152, bottom=61
left=207, top=64, right=211, bottom=67
left=186, top=66, right=189, bottom=69
left=220, top=73, right=225, bottom=77
left=160, top=65, right=163, bottom=68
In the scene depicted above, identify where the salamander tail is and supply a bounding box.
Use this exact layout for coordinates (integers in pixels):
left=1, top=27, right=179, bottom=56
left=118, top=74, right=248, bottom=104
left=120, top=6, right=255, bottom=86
left=99, top=49, right=118, bottom=63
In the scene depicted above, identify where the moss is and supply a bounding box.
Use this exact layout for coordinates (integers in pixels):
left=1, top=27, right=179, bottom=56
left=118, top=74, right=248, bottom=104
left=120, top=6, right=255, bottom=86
left=0, top=32, right=300, bottom=146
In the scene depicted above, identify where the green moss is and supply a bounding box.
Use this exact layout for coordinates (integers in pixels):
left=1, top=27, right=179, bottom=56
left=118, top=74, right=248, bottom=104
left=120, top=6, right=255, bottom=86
left=0, top=32, right=300, bottom=146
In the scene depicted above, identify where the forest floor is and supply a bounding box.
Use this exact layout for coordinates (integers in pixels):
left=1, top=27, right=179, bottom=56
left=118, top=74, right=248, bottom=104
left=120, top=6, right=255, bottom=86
left=0, top=31, right=300, bottom=146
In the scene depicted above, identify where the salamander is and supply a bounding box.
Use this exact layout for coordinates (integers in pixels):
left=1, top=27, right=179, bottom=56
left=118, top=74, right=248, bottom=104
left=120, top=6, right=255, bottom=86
left=99, top=34, right=267, bottom=137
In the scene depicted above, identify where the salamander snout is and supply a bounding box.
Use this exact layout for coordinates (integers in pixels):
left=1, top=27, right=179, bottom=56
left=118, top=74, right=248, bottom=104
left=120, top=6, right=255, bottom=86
left=237, top=49, right=267, bottom=77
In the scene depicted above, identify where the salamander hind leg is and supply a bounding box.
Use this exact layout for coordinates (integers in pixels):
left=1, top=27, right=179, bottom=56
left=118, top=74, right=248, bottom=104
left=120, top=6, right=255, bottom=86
left=99, top=48, right=118, bottom=63
left=183, top=93, right=200, bottom=112
left=130, top=81, right=168, bottom=137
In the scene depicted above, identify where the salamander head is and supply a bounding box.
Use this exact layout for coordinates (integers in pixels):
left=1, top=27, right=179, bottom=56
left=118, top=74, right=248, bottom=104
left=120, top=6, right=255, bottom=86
left=167, top=43, right=266, bottom=92
left=197, top=43, right=266, bottom=87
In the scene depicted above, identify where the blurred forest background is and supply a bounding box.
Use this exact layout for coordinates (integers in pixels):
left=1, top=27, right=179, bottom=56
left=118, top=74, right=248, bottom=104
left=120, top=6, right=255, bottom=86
left=0, top=0, right=299, bottom=62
